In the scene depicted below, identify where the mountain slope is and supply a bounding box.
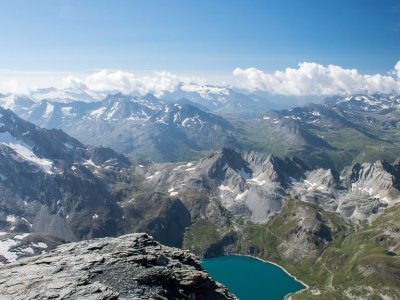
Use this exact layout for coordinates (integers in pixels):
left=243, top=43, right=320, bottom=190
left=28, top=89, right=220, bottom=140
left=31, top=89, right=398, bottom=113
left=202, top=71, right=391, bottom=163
left=5, top=91, right=400, bottom=168
left=0, top=106, right=131, bottom=242
left=137, top=148, right=400, bottom=225
left=10, top=93, right=238, bottom=162
left=239, top=199, right=400, bottom=299
left=239, top=95, right=400, bottom=170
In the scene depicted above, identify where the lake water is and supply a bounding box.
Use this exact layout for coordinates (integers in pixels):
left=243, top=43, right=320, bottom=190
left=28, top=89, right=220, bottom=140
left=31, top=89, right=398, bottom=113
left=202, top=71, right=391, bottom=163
left=201, top=255, right=305, bottom=300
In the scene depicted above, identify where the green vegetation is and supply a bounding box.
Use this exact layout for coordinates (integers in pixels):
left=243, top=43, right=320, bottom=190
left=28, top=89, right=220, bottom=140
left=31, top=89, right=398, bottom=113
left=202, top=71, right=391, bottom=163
left=183, top=199, right=400, bottom=299
left=183, top=219, right=222, bottom=253
left=232, top=112, right=400, bottom=171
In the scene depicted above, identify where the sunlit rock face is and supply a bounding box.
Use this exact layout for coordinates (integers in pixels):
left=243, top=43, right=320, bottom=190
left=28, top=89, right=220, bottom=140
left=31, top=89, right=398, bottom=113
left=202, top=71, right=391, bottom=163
left=0, top=233, right=236, bottom=300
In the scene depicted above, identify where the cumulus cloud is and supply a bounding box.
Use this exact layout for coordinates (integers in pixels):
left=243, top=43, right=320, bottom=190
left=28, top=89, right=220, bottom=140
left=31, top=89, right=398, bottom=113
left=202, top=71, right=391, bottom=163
left=0, top=79, right=29, bottom=95
left=2, top=62, right=400, bottom=97
left=233, top=61, right=400, bottom=96
left=395, top=61, right=400, bottom=78
left=65, top=70, right=191, bottom=97
left=0, top=69, right=203, bottom=97
left=64, top=76, right=87, bottom=91
left=0, top=70, right=82, bottom=95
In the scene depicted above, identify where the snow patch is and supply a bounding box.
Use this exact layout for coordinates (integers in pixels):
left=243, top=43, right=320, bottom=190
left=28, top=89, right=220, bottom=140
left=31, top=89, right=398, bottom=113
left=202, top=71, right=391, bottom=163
left=180, top=84, right=229, bottom=100
left=83, top=160, right=99, bottom=167
left=61, top=106, right=74, bottom=116
left=43, top=103, right=54, bottom=118
left=250, top=174, right=266, bottom=185
left=89, top=107, right=106, bottom=118
left=32, top=242, right=48, bottom=249
left=0, top=131, right=54, bottom=174
left=219, top=185, right=233, bottom=192
left=6, top=215, right=16, bottom=223
left=14, top=233, right=29, bottom=240
left=0, top=238, right=18, bottom=262
left=22, top=247, right=34, bottom=254
left=235, top=190, right=248, bottom=201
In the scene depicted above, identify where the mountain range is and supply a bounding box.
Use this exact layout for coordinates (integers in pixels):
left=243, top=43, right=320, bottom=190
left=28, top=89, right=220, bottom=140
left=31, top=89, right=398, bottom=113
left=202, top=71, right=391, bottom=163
left=3, top=90, right=400, bottom=170
left=0, top=90, right=399, bottom=299
left=2, top=92, right=239, bottom=162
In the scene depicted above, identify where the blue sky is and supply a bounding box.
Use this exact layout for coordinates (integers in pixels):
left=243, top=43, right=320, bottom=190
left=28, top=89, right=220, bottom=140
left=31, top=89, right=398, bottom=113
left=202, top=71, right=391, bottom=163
left=0, top=0, right=399, bottom=75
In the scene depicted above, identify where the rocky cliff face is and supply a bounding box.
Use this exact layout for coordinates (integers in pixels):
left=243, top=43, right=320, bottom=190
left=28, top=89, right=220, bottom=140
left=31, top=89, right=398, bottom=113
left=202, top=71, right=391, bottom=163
left=0, top=233, right=236, bottom=300
left=140, top=148, right=307, bottom=223
left=140, top=148, right=400, bottom=224
left=0, top=106, right=132, bottom=241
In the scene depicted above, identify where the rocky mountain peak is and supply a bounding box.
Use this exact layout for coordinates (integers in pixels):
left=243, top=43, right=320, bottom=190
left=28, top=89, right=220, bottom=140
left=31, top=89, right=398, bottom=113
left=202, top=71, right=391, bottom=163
left=0, top=106, right=86, bottom=163
left=243, top=152, right=306, bottom=186
left=151, top=103, right=232, bottom=129
left=97, top=93, right=154, bottom=121
left=324, top=94, right=400, bottom=113
left=350, top=160, right=392, bottom=183
left=0, top=233, right=236, bottom=300
left=199, top=148, right=252, bottom=180
left=307, top=168, right=341, bottom=189
left=0, top=94, right=34, bottom=111
left=86, top=146, right=131, bottom=168
left=347, top=160, right=400, bottom=205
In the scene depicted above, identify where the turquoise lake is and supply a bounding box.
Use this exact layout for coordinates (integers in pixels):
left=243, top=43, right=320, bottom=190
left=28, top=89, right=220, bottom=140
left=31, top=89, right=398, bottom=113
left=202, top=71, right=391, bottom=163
left=201, top=255, right=305, bottom=300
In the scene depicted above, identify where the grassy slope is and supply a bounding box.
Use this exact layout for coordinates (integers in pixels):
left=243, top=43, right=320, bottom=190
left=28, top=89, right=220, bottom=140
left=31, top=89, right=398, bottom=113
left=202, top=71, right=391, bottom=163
left=183, top=219, right=222, bottom=253
left=234, top=117, right=400, bottom=171
left=183, top=199, right=400, bottom=299
left=256, top=201, right=400, bottom=299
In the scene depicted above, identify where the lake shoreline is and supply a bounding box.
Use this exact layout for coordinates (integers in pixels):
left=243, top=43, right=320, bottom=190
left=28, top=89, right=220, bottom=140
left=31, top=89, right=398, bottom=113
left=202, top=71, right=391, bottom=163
left=204, top=254, right=309, bottom=293
left=231, top=254, right=310, bottom=292
left=233, top=254, right=309, bottom=290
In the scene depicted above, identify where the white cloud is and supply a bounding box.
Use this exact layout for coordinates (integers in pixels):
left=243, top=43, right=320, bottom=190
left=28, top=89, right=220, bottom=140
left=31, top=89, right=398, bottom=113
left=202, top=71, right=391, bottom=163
left=63, top=76, right=87, bottom=91
left=233, top=61, right=400, bottom=96
left=395, top=61, right=400, bottom=78
left=0, top=69, right=193, bottom=97
left=65, top=70, right=191, bottom=97
left=1, top=62, right=400, bottom=97
left=0, top=70, right=84, bottom=95
left=0, top=79, right=29, bottom=95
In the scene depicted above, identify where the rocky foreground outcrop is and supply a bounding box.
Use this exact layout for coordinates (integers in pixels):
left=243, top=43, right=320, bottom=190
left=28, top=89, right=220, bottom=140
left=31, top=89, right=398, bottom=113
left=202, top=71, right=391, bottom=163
left=0, top=233, right=236, bottom=300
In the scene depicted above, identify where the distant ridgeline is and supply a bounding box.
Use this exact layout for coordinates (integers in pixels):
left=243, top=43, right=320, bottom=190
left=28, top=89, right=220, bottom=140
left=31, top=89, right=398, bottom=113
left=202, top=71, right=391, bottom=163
left=2, top=91, right=400, bottom=170
left=0, top=92, right=399, bottom=299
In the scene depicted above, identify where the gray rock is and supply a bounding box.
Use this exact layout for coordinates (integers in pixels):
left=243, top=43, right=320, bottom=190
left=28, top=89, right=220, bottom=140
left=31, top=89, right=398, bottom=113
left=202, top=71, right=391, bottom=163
left=0, top=233, right=236, bottom=300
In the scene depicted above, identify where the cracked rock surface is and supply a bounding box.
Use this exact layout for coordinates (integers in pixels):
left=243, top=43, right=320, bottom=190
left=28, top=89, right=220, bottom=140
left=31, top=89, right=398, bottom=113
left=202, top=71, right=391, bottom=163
left=0, top=233, right=236, bottom=300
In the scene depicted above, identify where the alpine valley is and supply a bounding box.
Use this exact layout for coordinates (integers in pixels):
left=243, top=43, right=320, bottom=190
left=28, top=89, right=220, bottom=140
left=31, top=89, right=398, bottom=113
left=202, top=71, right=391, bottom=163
left=0, top=87, right=400, bottom=299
